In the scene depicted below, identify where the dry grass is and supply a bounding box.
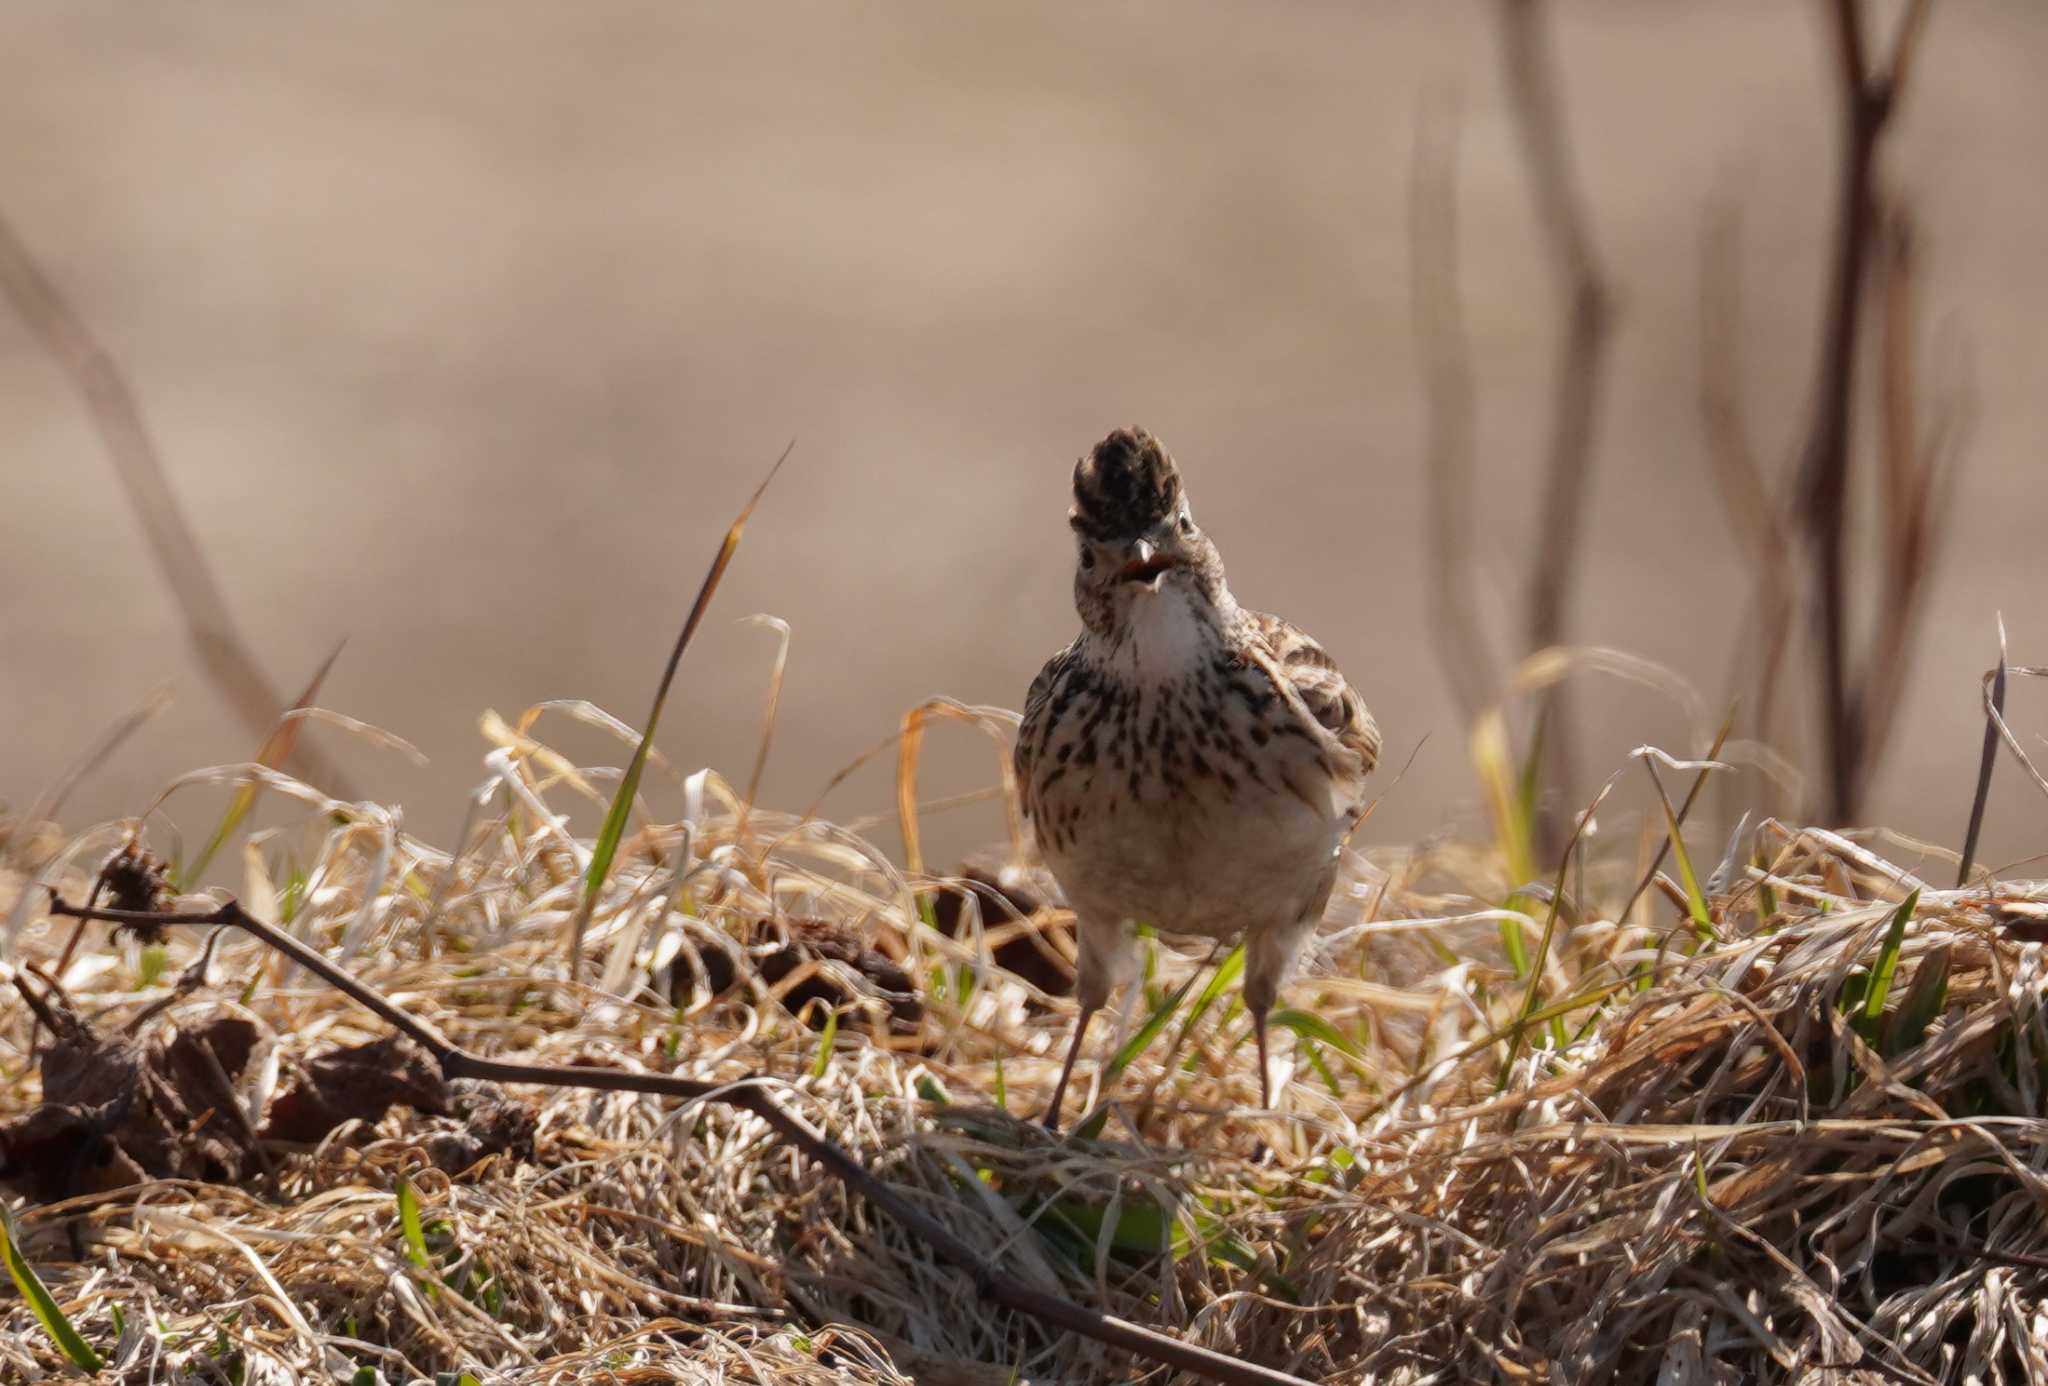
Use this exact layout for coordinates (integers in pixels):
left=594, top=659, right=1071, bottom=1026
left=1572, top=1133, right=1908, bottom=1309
left=2, top=708, right=2044, bottom=1383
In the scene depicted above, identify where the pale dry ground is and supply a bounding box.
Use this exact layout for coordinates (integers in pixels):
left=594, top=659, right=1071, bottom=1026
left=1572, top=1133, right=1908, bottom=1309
left=1, top=1, right=2046, bottom=871
left=5, top=725, right=2048, bottom=1381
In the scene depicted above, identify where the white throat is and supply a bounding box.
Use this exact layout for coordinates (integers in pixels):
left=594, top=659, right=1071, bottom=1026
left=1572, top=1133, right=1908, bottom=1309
left=1102, top=579, right=1232, bottom=681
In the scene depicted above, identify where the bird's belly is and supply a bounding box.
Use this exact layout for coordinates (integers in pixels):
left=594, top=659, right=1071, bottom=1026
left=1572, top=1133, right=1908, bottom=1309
left=1037, top=779, right=1342, bottom=940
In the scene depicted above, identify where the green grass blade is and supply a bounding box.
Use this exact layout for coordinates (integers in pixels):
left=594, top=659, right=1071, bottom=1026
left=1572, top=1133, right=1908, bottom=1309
left=1644, top=759, right=1714, bottom=941
left=1891, top=942, right=1951, bottom=1054
left=1374, top=972, right=1636, bottom=1126
left=396, top=1175, right=434, bottom=1278
left=1864, top=888, right=1922, bottom=1022
left=136, top=944, right=168, bottom=991
left=1266, top=1006, right=1363, bottom=1059
left=1178, top=943, right=1245, bottom=1041
left=1419, top=927, right=1461, bottom=968
left=1520, top=977, right=1634, bottom=1034
left=895, top=700, right=940, bottom=927
left=1106, top=967, right=1203, bottom=1081
left=1475, top=708, right=1555, bottom=982
left=1072, top=960, right=1211, bottom=1139
left=1045, top=1196, right=1174, bottom=1259
left=1497, top=896, right=1532, bottom=979
left=1614, top=708, right=1735, bottom=927
left=1268, top=1010, right=1361, bottom=1095
left=571, top=443, right=794, bottom=978
left=810, top=1008, right=839, bottom=1079
left=1500, top=772, right=1622, bottom=1086
left=1471, top=710, right=1536, bottom=889
left=179, top=638, right=346, bottom=889
left=1297, top=1037, right=1343, bottom=1096
left=1756, top=843, right=1779, bottom=926
left=1, top=1206, right=103, bottom=1372
left=1516, top=701, right=1549, bottom=837
left=1838, top=969, right=1871, bottom=1025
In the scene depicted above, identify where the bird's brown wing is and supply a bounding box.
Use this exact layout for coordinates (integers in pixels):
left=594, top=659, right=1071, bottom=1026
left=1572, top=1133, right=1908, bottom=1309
left=1245, top=610, right=1381, bottom=788
left=1014, top=639, right=1081, bottom=822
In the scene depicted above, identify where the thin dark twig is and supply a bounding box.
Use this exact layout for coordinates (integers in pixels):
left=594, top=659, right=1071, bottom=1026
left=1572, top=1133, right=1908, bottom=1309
left=122, top=926, right=225, bottom=1034
left=0, top=212, right=355, bottom=799
left=191, top=1018, right=280, bottom=1188
left=43, top=891, right=1311, bottom=1386
left=1910, top=1235, right=2048, bottom=1276
left=1497, top=0, right=1614, bottom=830
left=1799, top=0, right=1938, bottom=824
left=1800, top=0, right=1878, bottom=824
left=31, top=870, right=113, bottom=1060
left=1497, top=0, right=1613, bottom=655
left=1957, top=623, right=2010, bottom=887
left=11, top=972, right=68, bottom=1037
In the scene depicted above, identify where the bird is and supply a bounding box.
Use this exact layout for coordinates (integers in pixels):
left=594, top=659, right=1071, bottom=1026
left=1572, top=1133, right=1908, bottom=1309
left=1015, top=427, right=1380, bottom=1128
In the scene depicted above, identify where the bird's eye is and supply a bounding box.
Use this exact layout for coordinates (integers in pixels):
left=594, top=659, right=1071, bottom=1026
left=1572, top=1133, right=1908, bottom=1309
left=1178, top=514, right=1194, bottom=534
left=1080, top=549, right=1096, bottom=570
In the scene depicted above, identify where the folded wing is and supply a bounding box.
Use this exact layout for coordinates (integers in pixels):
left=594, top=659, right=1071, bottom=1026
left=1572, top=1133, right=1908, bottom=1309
left=1246, top=610, right=1380, bottom=821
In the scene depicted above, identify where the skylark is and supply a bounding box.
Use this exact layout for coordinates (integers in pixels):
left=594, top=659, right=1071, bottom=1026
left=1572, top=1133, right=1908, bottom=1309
left=1016, top=427, right=1381, bottom=1127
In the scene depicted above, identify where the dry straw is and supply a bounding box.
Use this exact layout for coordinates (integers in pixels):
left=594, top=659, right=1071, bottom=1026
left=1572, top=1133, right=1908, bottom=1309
left=3, top=704, right=2045, bottom=1383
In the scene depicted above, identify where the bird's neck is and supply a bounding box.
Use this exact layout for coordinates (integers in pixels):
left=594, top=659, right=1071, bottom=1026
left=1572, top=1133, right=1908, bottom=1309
left=1086, top=580, right=1239, bottom=683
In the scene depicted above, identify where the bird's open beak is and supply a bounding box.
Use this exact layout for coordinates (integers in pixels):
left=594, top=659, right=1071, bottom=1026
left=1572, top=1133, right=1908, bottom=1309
left=1117, top=538, right=1178, bottom=586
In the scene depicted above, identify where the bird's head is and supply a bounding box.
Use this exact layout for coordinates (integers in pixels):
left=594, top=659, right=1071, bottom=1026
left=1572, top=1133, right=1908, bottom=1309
left=1069, top=428, right=1226, bottom=635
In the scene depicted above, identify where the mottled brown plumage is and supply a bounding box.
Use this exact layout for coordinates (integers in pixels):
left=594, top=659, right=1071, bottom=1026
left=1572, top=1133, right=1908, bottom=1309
left=1017, top=427, right=1379, bottom=1126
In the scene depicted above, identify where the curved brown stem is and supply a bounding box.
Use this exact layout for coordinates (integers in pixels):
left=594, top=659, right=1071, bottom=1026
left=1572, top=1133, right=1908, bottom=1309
left=0, top=213, right=355, bottom=800
left=1799, top=0, right=1939, bottom=824
left=1497, top=0, right=1615, bottom=839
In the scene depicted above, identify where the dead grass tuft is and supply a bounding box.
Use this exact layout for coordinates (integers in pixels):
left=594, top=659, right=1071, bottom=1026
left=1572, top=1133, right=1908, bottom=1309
left=2, top=718, right=2043, bottom=1382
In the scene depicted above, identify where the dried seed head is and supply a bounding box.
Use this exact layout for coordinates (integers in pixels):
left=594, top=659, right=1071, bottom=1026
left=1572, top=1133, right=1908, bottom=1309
left=99, top=840, right=171, bottom=942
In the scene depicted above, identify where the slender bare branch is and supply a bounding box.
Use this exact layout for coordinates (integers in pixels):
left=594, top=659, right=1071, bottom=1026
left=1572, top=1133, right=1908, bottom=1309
left=0, top=211, right=354, bottom=798
left=1882, top=0, right=1936, bottom=99
left=1797, top=0, right=1939, bottom=824
left=1494, top=0, right=1614, bottom=838
left=1956, top=621, right=2008, bottom=887
left=44, top=890, right=1314, bottom=1386
left=1797, top=0, right=1880, bottom=823
left=1496, top=0, right=1614, bottom=659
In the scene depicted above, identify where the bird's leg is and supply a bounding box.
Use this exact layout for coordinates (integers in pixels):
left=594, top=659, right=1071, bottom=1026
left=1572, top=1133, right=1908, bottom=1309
left=1045, top=917, right=1133, bottom=1129
left=1244, top=915, right=1312, bottom=1114
left=1042, top=1003, right=1099, bottom=1129
left=1251, top=1002, right=1272, bottom=1111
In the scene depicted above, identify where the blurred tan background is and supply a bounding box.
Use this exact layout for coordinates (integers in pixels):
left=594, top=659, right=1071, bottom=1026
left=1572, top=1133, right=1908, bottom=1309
left=1, top=2, right=2043, bottom=874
